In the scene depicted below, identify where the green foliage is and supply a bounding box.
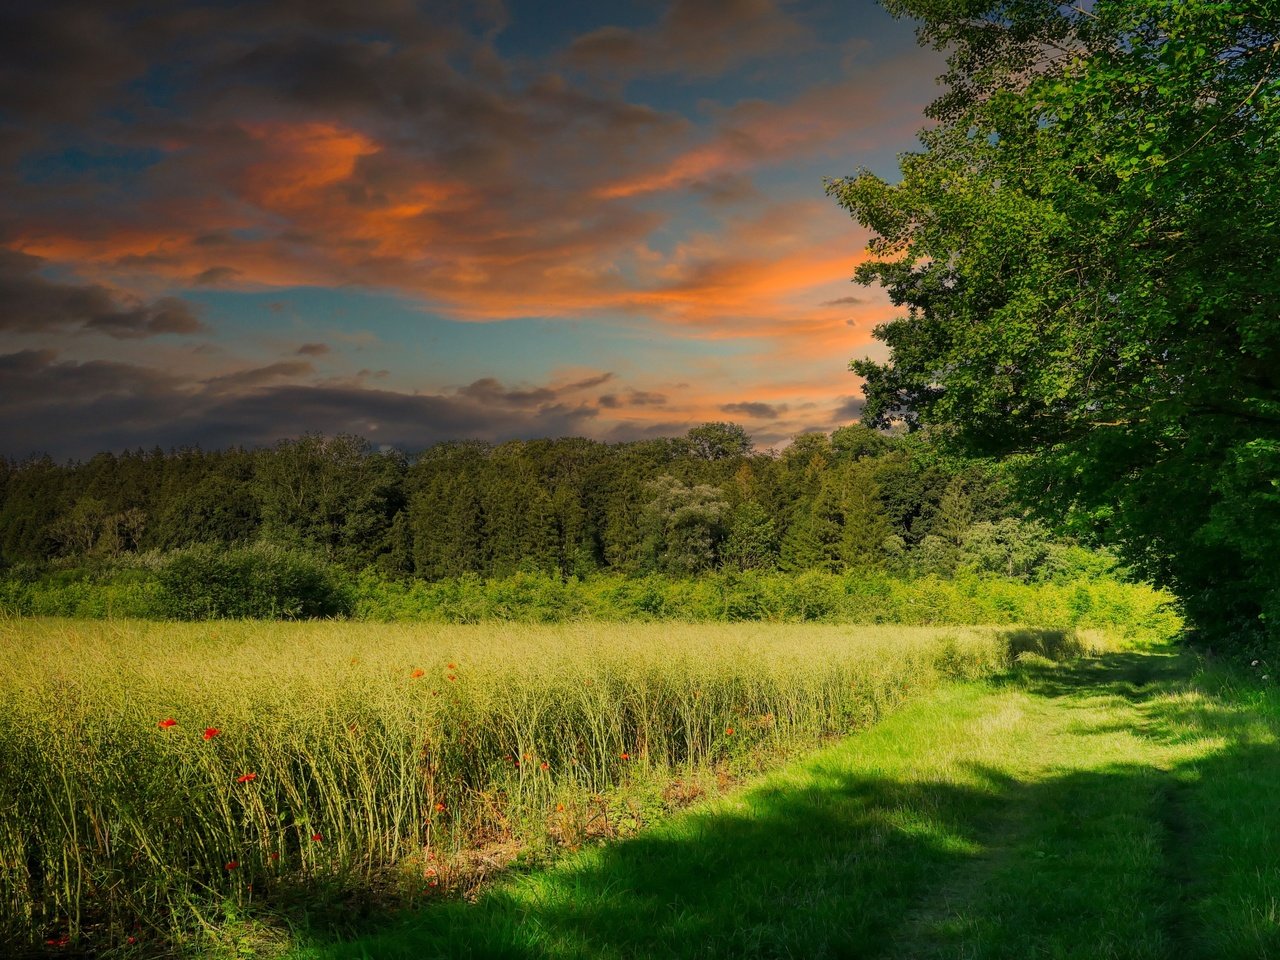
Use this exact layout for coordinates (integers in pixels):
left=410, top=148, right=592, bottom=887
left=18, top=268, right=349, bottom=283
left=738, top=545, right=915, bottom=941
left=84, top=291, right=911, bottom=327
left=0, top=422, right=1128, bottom=596
left=830, top=0, right=1280, bottom=647
left=155, top=544, right=351, bottom=620
left=639, top=476, right=730, bottom=574
left=254, top=435, right=405, bottom=567
left=684, top=421, right=754, bottom=461
left=722, top=501, right=780, bottom=571
left=347, top=569, right=1180, bottom=642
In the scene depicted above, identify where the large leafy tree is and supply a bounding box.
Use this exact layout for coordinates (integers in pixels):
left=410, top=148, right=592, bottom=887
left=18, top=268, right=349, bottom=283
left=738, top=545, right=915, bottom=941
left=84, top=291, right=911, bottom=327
left=831, top=0, right=1280, bottom=644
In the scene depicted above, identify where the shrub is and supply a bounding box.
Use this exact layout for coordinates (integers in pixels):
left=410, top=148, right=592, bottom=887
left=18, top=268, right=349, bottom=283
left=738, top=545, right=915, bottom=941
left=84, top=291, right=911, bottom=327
left=155, top=544, right=350, bottom=619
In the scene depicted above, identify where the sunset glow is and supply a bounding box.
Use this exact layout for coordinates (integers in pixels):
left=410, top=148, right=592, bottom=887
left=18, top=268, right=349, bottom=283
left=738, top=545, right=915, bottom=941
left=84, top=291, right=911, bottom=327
left=1, top=0, right=941, bottom=457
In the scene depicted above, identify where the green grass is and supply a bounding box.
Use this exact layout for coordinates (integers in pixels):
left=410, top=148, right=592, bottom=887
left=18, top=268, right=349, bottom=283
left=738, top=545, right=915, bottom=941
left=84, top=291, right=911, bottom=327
left=3, top=618, right=1087, bottom=954
left=291, top=647, right=1280, bottom=960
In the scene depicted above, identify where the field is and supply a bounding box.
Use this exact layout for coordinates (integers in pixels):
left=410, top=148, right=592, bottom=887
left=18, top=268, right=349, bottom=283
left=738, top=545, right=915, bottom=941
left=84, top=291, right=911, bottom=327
left=0, top=618, right=1101, bottom=955
left=307, top=648, right=1280, bottom=960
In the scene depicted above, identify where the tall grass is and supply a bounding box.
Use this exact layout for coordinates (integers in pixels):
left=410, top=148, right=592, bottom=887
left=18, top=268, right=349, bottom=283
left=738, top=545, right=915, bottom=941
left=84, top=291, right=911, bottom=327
left=0, top=618, right=1107, bottom=953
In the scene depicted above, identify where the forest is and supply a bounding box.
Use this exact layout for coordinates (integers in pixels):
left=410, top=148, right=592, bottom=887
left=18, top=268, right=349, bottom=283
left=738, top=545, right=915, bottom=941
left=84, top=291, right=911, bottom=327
left=0, top=422, right=1120, bottom=599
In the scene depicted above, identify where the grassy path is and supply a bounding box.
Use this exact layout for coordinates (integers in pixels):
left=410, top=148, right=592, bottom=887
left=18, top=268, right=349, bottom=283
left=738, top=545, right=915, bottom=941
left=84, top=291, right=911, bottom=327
left=295, top=648, right=1280, bottom=959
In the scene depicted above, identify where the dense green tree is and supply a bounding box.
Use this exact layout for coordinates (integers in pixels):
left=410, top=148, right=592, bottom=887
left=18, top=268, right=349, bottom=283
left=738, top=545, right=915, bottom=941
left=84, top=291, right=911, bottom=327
left=154, top=468, right=259, bottom=549
left=831, top=423, right=892, bottom=462
left=685, top=422, right=753, bottom=461
left=254, top=435, right=404, bottom=565
left=640, top=476, right=730, bottom=574
left=830, top=0, right=1280, bottom=644
left=723, top=501, right=780, bottom=571
left=0, top=422, right=1074, bottom=583
left=838, top=462, right=892, bottom=569
left=783, top=473, right=845, bottom=573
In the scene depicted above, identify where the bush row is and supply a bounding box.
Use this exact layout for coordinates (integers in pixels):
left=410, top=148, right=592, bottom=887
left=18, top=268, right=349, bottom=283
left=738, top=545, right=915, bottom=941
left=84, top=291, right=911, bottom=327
left=0, top=550, right=1181, bottom=641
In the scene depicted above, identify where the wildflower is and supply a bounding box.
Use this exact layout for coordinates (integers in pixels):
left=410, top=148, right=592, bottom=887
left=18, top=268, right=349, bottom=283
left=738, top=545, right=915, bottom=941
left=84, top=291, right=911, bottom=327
left=46, top=935, right=70, bottom=947
left=411, top=668, right=425, bottom=679
left=311, top=833, right=323, bottom=843
left=447, top=674, right=457, bottom=682
left=555, top=803, right=565, bottom=812
left=434, top=801, right=446, bottom=812
left=203, top=727, right=221, bottom=741
left=428, top=878, right=439, bottom=887
left=620, top=752, right=630, bottom=760
left=540, top=761, right=549, bottom=771
left=1253, top=660, right=1261, bottom=667
left=236, top=773, right=257, bottom=783
left=158, top=718, right=177, bottom=729
left=270, top=852, right=280, bottom=861
left=726, top=727, right=735, bottom=736
left=447, top=662, right=457, bottom=669
left=225, top=861, right=239, bottom=871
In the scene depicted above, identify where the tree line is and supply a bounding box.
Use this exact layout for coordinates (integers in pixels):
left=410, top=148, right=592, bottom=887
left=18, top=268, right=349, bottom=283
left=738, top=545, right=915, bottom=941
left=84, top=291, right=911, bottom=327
left=0, top=422, right=1096, bottom=584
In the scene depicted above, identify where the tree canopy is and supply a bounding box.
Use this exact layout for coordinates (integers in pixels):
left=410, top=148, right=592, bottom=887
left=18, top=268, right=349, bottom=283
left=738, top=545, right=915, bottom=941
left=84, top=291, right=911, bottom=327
left=830, top=0, right=1280, bottom=646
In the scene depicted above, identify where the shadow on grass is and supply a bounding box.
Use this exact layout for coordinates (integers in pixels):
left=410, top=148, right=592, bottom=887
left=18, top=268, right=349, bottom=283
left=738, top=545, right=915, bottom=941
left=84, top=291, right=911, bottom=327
left=286, top=649, right=1280, bottom=960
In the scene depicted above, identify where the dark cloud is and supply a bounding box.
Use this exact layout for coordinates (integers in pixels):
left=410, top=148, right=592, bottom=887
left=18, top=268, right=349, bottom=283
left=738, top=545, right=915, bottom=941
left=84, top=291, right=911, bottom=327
left=193, top=266, right=242, bottom=286
left=831, top=394, right=865, bottom=421
left=456, top=372, right=615, bottom=407
left=564, top=0, right=807, bottom=78
left=598, top=389, right=668, bottom=409
left=0, top=350, right=611, bottom=460
left=0, top=3, right=149, bottom=125
left=0, top=249, right=205, bottom=338
left=457, top=376, right=558, bottom=407
left=562, top=372, right=614, bottom=392
left=295, top=342, right=330, bottom=356
left=721, top=400, right=787, bottom=419
left=823, top=295, right=865, bottom=306
left=628, top=390, right=667, bottom=406
left=202, top=360, right=314, bottom=393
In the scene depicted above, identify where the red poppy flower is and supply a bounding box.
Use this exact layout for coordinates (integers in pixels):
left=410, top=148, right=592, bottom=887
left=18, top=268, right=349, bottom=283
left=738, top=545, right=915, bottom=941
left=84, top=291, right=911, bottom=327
left=236, top=773, right=257, bottom=783
left=203, top=727, right=221, bottom=740
left=447, top=674, right=457, bottom=682
left=225, top=861, right=239, bottom=871
left=726, top=727, right=735, bottom=736
left=434, top=801, right=446, bottom=812
left=540, top=761, right=549, bottom=771
left=270, top=852, right=280, bottom=861
left=158, top=718, right=177, bottom=729
left=311, top=833, right=323, bottom=842
left=620, top=752, right=630, bottom=760
left=410, top=668, right=425, bottom=679
left=447, top=662, right=457, bottom=669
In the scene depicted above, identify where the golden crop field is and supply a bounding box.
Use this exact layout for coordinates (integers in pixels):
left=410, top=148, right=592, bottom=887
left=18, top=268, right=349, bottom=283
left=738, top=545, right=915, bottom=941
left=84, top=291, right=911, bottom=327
left=0, top=618, right=1103, bottom=952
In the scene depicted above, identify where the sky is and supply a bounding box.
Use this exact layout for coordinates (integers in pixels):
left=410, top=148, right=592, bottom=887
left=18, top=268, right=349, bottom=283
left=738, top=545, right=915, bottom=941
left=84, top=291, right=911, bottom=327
left=0, top=0, right=944, bottom=460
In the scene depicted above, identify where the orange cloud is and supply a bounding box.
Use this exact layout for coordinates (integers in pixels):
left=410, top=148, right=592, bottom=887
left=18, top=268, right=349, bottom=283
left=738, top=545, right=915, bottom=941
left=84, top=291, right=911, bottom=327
left=238, top=122, right=380, bottom=211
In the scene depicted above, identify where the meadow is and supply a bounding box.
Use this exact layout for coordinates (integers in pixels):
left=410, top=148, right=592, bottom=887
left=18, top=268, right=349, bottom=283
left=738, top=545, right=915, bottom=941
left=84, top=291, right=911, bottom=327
left=0, top=617, right=1107, bottom=955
